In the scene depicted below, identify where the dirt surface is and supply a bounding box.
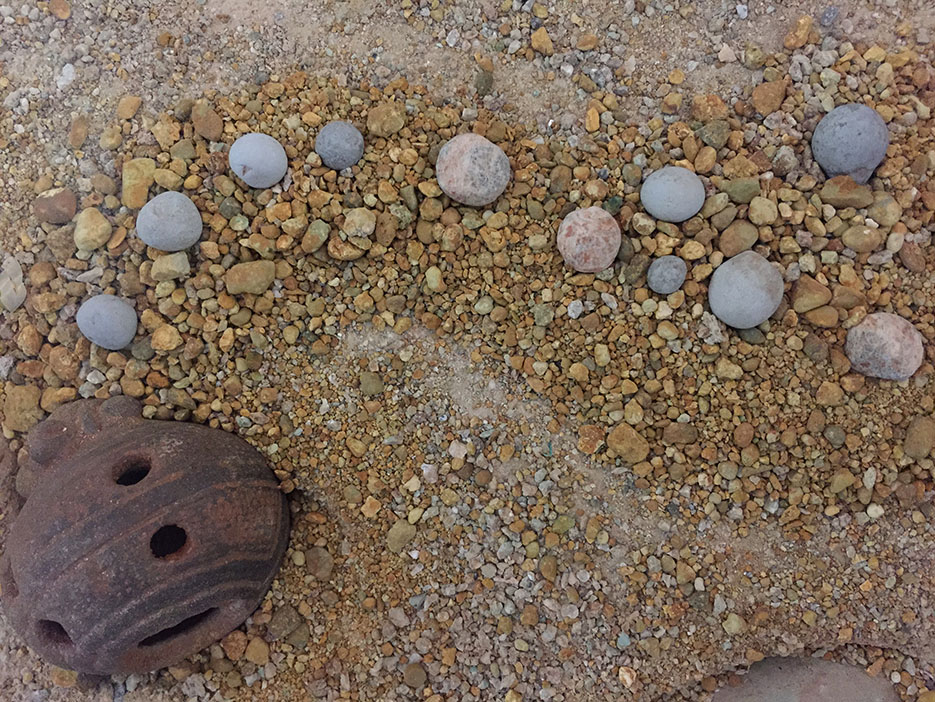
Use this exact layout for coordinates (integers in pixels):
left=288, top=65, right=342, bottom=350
left=2, top=0, right=935, bottom=701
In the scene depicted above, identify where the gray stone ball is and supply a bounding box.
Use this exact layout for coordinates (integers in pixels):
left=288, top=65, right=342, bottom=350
left=647, top=255, right=687, bottom=295
left=76, top=295, right=138, bottom=350
left=136, top=191, right=202, bottom=251
left=315, top=121, right=364, bottom=171
left=639, top=166, right=706, bottom=222
left=229, top=133, right=288, bottom=189
left=811, top=104, right=889, bottom=184
left=707, top=250, right=784, bottom=329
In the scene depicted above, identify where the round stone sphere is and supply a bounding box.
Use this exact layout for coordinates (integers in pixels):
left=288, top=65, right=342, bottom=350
left=229, top=133, right=288, bottom=189
left=707, top=250, right=784, bottom=329
left=845, top=312, right=923, bottom=381
left=76, top=295, right=137, bottom=350
left=557, top=207, right=621, bottom=273
left=315, top=121, right=364, bottom=171
left=436, top=133, right=511, bottom=207
left=811, top=104, right=889, bottom=184
left=639, top=166, right=706, bottom=222
left=0, top=397, right=289, bottom=675
left=647, top=255, right=687, bottom=295
left=136, top=192, right=202, bottom=252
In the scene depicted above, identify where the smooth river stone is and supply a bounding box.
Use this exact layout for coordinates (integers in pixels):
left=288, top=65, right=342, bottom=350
left=315, top=121, right=364, bottom=171
left=845, top=312, right=924, bottom=381
left=557, top=207, right=621, bottom=273
left=811, top=103, right=889, bottom=184
left=76, top=295, right=138, bottom=350
left=647, top=255, right=687, bottom=294
left=639, top=166, right=706, bottom=222
left=229, top=133, right=288, bottom=189
left=707, top=250, right=784, bottom=329
left=136, top=192, right=202, bottom=251
left=436, top=133, right=511, bottom=207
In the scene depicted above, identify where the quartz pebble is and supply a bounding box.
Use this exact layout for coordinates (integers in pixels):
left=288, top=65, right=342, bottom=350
left=556, top=207, right=621, bottom=273
left=229, top=133, right=288, bottom=189
left=708, top=250, right=784, bottom=329
left=315, top=120, right=364, bottom=170
left=136, top=192, right=203, bottom=251
left=75, top=295, right=137, bottom=350
left=647, top=256, right=687, bottom=294
left=845, top=312, right=924, bottom=381
left=0, top=254, right=26, bottom=312
left=811, top=104, right=890, bottom=184
left=639, top=166, right=706, bottom=222
left=436, top=133, right=511, bottom=207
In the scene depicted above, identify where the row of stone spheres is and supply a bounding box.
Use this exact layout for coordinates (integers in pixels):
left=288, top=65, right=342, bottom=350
left=76, top=102, right=924, bottom=384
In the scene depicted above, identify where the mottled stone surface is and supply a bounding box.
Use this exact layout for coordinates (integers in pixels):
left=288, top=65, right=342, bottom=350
left=136, top=192, right=202, bottom=251
left=708, top=250, right=784, bottom=329
left=556, top=207, right=621, bottom=273
left=75, top=295, right=137, bottom=350
left=436, top=133, right=511, bottom=207
left=229, top=133, right=288, bottom=189
left=845, top=312, right=924, bottom=381
left=713, top=657, right=898, bottom=702
left=647, top=255, right=687, bottom=294
left=315, top=121, right=364, bottom=170
left=811, top=103, right=889, bottom=184
left=639, top=166, right=706, bottom=222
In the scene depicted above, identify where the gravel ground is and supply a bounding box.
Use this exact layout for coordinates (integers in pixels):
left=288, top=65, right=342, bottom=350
left=2, top=1, right=935, bottom=701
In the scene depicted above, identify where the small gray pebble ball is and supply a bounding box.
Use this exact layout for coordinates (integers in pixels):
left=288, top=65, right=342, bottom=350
left=639, top=166, right=706, bottom=222
left=811, top=104, right=889, bottom=184
left=647, top=255, right=687, bottom=295
left=136, top=191, right=202, bottom=251
left=707, top=250, right=784, bottom=329
left=76, top=295, right=138, bottom=350
left=315, top=121, right=364, bottom=171
left=229, top=132, right=288, bottom=189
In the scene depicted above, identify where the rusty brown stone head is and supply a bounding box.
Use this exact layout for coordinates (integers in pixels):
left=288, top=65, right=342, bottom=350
left=0, top=396, right=289, bottom=675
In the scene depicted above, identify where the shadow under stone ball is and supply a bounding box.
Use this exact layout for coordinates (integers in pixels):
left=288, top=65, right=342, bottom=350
left=229, top=133, right=288, bottom=189
left=315, top=120, right=364, bottom=171
left=0, top=397, right=289, bottom=675
left=811, top=104, right=889, bottom=184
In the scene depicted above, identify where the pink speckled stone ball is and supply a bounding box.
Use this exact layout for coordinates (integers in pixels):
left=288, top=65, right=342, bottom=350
left=436, top=133, right=511, bottom=207
left=845, top=312, right=924, bottom=381
left=557, top=207, right=621, bottom=273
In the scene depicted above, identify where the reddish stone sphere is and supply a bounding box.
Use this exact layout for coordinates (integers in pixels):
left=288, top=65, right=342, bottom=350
left=0, top=397, right=289, bottom=675
left=845, top=312, right=924, bottom=381
left=557, top=207, right=622, bottom=273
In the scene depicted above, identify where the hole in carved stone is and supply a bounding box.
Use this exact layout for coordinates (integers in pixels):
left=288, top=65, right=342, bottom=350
left=138, top=608, right=217, bottom=647
left=114, top=457, right=151, bottom=486
left=37, top=619, right=72, bottom=647
left=150, top=525, right=187, bottom=558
